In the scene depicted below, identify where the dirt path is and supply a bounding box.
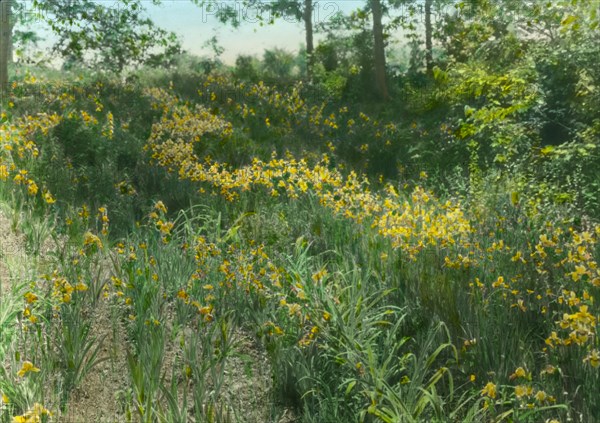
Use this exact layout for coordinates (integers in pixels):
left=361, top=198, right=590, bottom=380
left=0, top=206, right=286, bottom=422
left=0, top=208, right=27, bottom=297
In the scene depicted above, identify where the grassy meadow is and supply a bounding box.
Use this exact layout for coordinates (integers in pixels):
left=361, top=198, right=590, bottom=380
left=0, top=65, right=599, bottom=423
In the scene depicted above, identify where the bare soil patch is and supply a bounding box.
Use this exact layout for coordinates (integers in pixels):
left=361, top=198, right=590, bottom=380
left=0, top=208, right=27, bottom=296
left=1, top=208, right=288, bottom=422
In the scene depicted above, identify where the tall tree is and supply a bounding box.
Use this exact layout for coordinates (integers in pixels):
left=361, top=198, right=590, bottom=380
left=195, top=0, right=317, bottom=78
left=424, top=0, right=433, bottom=74
left=32, top=0, right=181, bottom=72
left=0, top=0, right=11, bottom=98
left=303, top=0, right=314, bottom=77
left=371, top=0, right=389, bottom=100
left=317, top=0, right=399, bottom=100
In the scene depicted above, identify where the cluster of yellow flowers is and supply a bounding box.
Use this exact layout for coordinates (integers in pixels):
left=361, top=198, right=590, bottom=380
left=171, top=230, right=326, bottom=344
left=20, top=266, right=88, bottom=331
left=97, top=207, right=110, bottom=236
left=480, top=366, right=560, bottom=417
left=148, top=99, right=234, bottom=145
left=145, top=93, right=473, bottom=259
left=43, top=270, right=88, bottom=308
left=143, top=82, right=600, bottom=420
left=0, top=78, right=122, bottom=212
left=462, top=221, right=600, bottom=336
left=11, top=402, right=51, bottom=423
left=0, top=111, right=61, bottom=202
left=178, top=75, right=405, bottom=162
left=82, top=231, right=104, bottom=254
left=1, top=362, right=51, bottom=422
left=22, top=291, right=39, bottom=325
left=470, top=225, right=600, bottom=416
left=4, top=75, right=599, bottom=421
left=148, top=201, right=174, bottom=243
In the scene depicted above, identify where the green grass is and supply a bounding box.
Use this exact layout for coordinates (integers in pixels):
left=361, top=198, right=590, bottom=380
left=0, top=68, right=597, bottom=423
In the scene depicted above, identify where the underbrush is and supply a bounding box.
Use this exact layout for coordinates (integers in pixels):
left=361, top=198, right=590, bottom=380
left=0, top=70, right=598, bottom=422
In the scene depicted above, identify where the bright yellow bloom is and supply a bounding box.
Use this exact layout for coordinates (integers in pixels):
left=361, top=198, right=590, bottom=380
left=570, top=265, right=588, bottom=281
left=12, top=402, right=51, bottom=423
left=510, top=366, right=528, bottom=380
left=27, top=180, right=38, bottom=196
left=584, top=350, right=600, bottom=368
left=75, top=282, right=88, bottom=291
left=515, top=385, right=531, bottom=399
left=492, top=276, right=506, bottom=289
left=0, top=165, right=8, bottom=180
left=24, top=292, right=38, bottom=304
left=535, top=390, right=548, bottom=403
left=154, top=200, right=167, bottom=213
left=43, top=191, right=56, bottom=204
left=83, top=231, right=103, bottom=250
left=481, top=382, right=497, bottom=399
left=17, top=361, right=40, bottom=377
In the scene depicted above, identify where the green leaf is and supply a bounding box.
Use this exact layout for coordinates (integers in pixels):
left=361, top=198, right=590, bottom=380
left=511, top=191, right=520, bottom=206
left=560, top=14, right=577, bottom=27
left=432, top=67, right=448, bottom=83
left=540, top=145, right=555, bottom=155
left=345, top=380, right=357, bottom=396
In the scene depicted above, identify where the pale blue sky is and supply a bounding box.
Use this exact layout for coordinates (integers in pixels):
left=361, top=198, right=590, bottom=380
left=23, top=1, right=364, bottom=65
left=145, top=1, right=363, bottom=63
left=21, top=0, right=436, bottom=66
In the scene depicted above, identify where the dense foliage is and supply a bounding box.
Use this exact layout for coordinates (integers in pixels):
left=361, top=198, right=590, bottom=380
left=0, top=1, right=599, bottom=422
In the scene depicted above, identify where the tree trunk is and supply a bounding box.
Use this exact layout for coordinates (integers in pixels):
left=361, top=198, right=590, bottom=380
left=425, top=0, right=433, bottom=74
left=0, top=0, right=11, bottom=98
left=371, top=0, right=389, bottom=100
left=303, top=0, right=314, bottom=79
left=7, top=7, right=12, bottom=64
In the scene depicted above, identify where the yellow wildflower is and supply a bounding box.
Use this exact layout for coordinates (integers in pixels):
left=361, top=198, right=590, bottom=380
left=584, top=350, right=600, bottom=368
left=43, top=191, right=56, bottom=205
left=27, top=180, right=38, bottom=196
left=0, top=165, right=8, bottom=180
left=535, top=390, right=548, bottom=403
left=154, top=200, right=167, bottom=213
left=24, top=292, right=38, bottom=304
left=17, top=361, right=40, bottom=377
left=83, top=231, right=103, bottom=250
left=510, top=367, right=528, bottom=380
left=481, top=382, right=497, bottom=399
left=515, top=385, right=530, bottom=399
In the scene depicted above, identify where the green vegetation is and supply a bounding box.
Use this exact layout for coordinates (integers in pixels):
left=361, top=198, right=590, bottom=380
left=1, top=1, right=600, bottom=422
